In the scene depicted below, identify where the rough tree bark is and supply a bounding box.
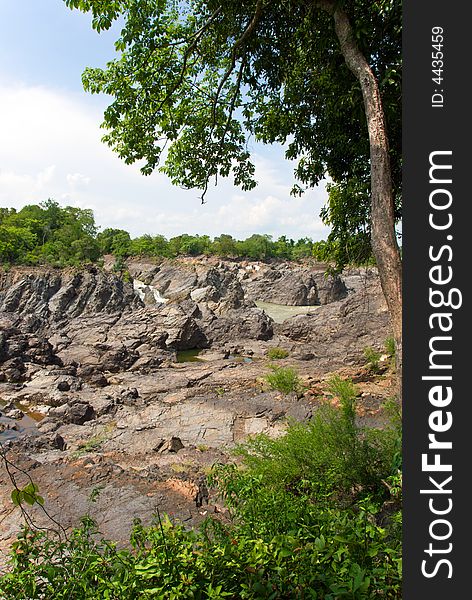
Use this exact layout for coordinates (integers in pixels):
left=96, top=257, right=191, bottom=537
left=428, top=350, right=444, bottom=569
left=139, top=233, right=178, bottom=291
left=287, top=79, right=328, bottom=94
left=318, top=0, right=403, bottom=395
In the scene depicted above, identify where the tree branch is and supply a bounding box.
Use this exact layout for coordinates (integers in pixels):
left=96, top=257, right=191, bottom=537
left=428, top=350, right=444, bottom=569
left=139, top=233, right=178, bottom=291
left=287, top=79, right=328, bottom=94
left=212, top=0, right=264, bottom=125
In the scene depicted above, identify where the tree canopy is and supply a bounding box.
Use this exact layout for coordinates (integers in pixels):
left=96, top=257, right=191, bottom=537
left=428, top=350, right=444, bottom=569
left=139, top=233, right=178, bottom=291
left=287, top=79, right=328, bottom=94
left=0, top=201, right=349, bottom=266
left=0, top=200, right=100, bottom=265
left=64, top=0, right=401, bottom=268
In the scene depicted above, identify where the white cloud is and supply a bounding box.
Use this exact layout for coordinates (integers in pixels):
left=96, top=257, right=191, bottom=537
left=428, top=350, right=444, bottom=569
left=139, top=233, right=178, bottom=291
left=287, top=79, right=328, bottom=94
left=66, top=172, right=91, bottom=188
left=37, top=165, right=56, bottom=188
left=0, top=165, right=57, bottom=202
left=0, top=79, right=330, bottom=241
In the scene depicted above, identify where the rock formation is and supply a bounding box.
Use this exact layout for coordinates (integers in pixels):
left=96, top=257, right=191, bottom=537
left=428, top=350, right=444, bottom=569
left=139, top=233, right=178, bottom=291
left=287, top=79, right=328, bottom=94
left=0, top=258, right=393, bottom=562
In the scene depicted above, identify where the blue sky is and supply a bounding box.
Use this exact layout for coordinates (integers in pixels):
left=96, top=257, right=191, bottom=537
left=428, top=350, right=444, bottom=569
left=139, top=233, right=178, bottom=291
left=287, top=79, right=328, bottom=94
left=0, top=0, right=330, bottom=240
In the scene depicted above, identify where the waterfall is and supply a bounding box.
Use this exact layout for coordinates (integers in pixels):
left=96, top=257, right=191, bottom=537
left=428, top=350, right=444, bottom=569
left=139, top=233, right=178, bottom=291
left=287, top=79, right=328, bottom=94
left=133, top=279, right=168, bottom=304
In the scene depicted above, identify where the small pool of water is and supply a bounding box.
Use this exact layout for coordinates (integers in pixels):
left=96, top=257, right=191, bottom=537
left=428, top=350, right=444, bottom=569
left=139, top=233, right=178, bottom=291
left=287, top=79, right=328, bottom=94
left=0, top=413, right=40, bottom=443
left=255, top=301, right=320, bottom=324
left=228, top=355, right=253, bottom=364
left=176, top=349, right=203, bottom=363
left=176, top=350, right=254, bottom=364
left=0, top=399, right=44, bottom=442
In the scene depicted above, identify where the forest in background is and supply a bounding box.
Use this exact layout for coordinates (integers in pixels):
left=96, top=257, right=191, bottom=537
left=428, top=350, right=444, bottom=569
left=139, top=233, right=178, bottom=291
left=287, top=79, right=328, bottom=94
left=0, top=200, right=374, bottom=268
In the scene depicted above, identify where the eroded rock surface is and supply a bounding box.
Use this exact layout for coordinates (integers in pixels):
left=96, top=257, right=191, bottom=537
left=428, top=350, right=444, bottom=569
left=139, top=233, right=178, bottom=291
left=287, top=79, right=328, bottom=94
left=0, top=258, right=393, bottom=566
left=278, top=276, right=390, bottom=370
left=238, top=261, right=348, bottom=306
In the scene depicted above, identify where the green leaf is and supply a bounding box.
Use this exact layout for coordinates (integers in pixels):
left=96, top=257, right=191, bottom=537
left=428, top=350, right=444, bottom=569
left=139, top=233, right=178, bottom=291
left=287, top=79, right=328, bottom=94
left=22, top=492, right=36, bottom=506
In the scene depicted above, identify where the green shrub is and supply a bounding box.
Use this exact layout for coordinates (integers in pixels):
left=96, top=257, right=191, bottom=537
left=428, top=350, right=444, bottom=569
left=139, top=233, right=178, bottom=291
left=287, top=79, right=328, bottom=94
left=231, top=377, right=398, bottom=509
left=266, top=366, right=301, bottom=394
left=266, top=347, right=289, bottom=360
left=121, top=269, right=132, bottom=283
left=384, top=337, right=395, bottom=357
left=112, top=255, right=126, bottom=272
left=0, top=376, right=402, bottom=599
left=363, top=346, right=382, bottom=373
left=327, top=374, right=357, bottom=414
left=0, top=506, right=401, bottom=599
left=384, top=336, right=396, bottom=370
left=209, top=382, right=402, bottom=595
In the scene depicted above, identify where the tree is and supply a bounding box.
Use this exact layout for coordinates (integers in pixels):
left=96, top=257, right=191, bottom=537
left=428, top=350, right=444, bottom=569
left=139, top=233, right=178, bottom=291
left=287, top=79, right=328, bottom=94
left=0, top=201, right=100, bottom=265
left=239, top=234, right=273, bottom=259
left=64, top=0, right=402, bottom=386
left=0, top=225, right=37, bottom=263
left=211, top=234, right=237, bottom=257
left=97, top=228, right=131, bottom=255
left=130, top=233, right=170, bottom=256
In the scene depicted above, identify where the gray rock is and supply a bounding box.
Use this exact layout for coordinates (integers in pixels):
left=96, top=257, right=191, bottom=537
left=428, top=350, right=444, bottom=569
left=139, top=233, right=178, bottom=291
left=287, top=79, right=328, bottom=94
left=0, top=418, right=18, bottom=432
left=36, top=418, right=60, bottom=434
left=65, top=402, right=96, bottom=425
left=278, top=279, right=390, bottom=370
left=239, top=262, right=347, bottom=306
left=312, top=273, right=348, bottom=305
left=154, top=436, right=185, bottom=453
left=89, top=372, right=109, bottom=387
left=52, top=433, right=67, bottom=451
left=4, top=408, right=24, bottom=420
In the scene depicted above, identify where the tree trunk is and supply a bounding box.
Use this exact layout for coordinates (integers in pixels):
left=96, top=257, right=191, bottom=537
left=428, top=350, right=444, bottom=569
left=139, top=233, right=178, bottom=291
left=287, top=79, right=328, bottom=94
left=318, top=1, right=403, bottom=396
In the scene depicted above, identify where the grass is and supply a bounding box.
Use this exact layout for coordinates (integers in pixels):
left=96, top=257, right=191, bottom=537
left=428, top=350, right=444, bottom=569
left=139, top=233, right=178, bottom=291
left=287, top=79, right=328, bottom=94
left=384, top=336, right=396, bottom=370
left=266, top=365, right=302, bottom=394
left=71, top=435, right=106, bottom=459
left=71, top=424, right=115, bottom=459
left=363, top=346, right=382, bottom=373
left=266, top=347, right=289, bottom=360
left=384, top=336, right=395, bottom=357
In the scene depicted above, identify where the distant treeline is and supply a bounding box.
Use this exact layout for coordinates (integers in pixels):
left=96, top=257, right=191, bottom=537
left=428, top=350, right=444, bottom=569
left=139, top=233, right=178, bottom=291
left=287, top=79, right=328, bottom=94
left=0, top=200, right=373, bottom=268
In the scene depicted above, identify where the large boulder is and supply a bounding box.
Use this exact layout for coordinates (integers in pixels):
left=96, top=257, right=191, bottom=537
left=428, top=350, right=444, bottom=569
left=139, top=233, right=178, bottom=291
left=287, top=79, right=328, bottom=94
left=49, top=400, right=95, bottom=425
left=278, top=279, right=390, bottom=370
left=148, top=263, right=198, bottom=302
left=198, top=306, right=273, bottom=344
left=240, top=262, right=348, bottom=306
left=0, top=315, right=61, bottom=381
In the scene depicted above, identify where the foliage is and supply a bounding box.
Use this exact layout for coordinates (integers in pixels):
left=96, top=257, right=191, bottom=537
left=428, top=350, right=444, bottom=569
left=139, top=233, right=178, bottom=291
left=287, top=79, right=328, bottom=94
left=0, top=379, right=401, bottom=598
left=384, top=337, right=395, bottom=358
left=384, top=337, right=396, bottom=370
left=266, top=347, right=289, bottom=360
left=63, top=0, right=401, bottom=270
left=363, top=347, right=382, bottom=373
left=265, top=366, right=302, bottom=394
left=233, top=376, right=398, bottom=505
left=0, top=200, right=99, bottom=266
left=97, top=228, right=132, bottom=257
left=71, top=434, right=108, bottom=459
left=0, top=510, right=400, bottom=599
left=10, top=482, right=44, bottom=508
left=1, top=202, right=375, bottom=268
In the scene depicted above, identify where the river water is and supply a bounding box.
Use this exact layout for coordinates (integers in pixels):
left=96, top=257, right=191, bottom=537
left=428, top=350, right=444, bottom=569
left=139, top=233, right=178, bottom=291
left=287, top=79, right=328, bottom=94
left=0, top=400, right=42, bottom=442
left=254, top=301, right=320, bottom=323
left=133, top=279, right=167, bottom=304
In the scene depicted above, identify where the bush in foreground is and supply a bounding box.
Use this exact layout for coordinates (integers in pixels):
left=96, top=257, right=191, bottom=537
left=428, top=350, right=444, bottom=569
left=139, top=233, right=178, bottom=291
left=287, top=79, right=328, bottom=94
left=0, top=377, right=401, bottom=599
left=265, top=366, right=302, bottom=394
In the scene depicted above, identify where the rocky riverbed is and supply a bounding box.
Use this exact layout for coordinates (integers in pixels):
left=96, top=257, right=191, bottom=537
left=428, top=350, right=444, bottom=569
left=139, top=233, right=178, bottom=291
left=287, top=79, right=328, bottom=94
left=0, top=257, right=395, bottom=566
